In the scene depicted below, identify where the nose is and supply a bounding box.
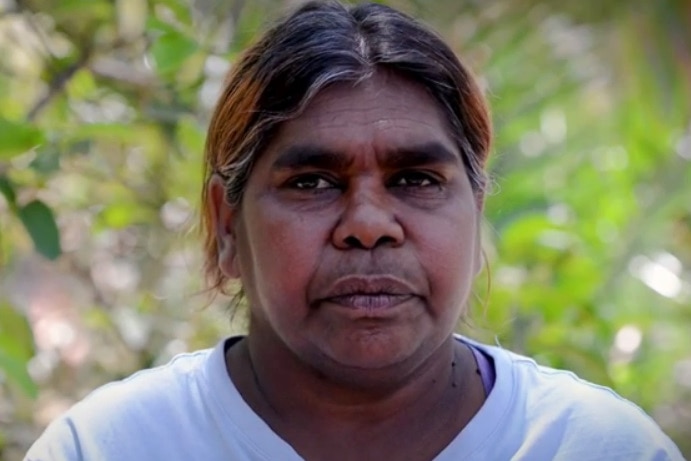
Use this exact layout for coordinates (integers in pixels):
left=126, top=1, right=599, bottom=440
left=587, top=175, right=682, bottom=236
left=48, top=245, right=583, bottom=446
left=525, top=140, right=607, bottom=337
left=332, top=182, right=405, bottom=250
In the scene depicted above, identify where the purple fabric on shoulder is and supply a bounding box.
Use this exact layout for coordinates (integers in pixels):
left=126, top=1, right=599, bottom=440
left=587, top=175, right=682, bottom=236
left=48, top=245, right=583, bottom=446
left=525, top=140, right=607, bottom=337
left=468, top=343, right=496, bottom=396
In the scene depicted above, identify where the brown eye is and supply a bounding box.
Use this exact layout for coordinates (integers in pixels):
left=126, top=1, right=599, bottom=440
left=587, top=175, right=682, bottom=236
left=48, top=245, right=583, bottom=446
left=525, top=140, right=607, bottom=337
left=288, top=174, right=334, bottom=190
left=392, top=171, right=440, bottom=188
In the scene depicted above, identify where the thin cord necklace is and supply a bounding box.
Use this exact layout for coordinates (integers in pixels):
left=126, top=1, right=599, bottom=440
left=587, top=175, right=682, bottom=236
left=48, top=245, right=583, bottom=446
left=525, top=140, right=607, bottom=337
left=245, top=345, right=284, bottom=419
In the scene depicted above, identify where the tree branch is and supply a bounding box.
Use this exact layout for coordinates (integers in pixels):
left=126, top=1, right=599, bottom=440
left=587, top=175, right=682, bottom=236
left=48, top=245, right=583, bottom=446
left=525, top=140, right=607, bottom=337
left=26, top=53, right=90, bottom=122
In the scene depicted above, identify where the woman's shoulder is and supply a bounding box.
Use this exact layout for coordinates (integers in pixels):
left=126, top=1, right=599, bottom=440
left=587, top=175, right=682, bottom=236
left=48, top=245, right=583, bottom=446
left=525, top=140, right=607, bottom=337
left=475, top=340, right=683, bottom=459
left=77, top=345, right=215, bottom=410
left=474, top=340, right=649, bottom=422
left=25, top=343, right=221, bottom=461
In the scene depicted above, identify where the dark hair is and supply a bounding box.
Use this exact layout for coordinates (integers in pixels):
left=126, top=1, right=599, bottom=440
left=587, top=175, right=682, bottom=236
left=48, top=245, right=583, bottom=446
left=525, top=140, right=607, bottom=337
left=201, top=0, right=492, bottom=294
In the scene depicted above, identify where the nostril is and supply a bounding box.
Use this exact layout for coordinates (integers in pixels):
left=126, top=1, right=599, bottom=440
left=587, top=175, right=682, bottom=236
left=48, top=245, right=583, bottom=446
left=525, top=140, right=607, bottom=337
left=343, top=236, right=365, bottom=249
left=342, top=234, right=398, bottom=250
left=375, top=235, right=398, bottom=247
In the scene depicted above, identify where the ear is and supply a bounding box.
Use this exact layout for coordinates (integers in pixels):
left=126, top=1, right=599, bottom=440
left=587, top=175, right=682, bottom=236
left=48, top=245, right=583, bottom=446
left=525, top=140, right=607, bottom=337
left=207, top=174, right=241, bottom=279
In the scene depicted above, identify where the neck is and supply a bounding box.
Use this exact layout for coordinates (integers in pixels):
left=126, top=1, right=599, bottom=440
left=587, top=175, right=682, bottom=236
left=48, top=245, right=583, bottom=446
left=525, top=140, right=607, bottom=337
left=236, top=328, right=472, bottom=426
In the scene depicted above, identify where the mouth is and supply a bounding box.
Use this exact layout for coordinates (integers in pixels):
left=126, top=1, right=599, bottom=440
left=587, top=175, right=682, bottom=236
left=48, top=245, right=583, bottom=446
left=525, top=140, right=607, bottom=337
left=317, top=275, right=418, bottom=311
left=325, top=293, right=414, bottom=310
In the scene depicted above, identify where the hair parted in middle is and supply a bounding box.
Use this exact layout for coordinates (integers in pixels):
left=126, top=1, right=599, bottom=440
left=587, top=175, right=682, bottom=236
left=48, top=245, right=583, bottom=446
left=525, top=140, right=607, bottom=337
left=201, top=0, right=492, bottom=294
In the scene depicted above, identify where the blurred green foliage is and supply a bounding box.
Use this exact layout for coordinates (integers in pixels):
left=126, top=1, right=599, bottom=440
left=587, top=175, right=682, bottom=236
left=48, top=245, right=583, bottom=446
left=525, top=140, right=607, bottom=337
left=0, top=0, right=689, bottom=458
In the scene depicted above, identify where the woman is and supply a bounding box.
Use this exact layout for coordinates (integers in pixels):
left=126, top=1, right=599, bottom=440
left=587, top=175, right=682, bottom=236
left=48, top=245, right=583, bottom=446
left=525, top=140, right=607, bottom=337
left=26, top=1, right=684, bottom=460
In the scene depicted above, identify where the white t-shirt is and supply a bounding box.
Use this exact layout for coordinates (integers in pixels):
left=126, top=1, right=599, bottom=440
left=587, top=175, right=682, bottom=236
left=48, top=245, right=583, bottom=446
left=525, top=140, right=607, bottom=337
left=25, top=336, right=685, bottom=460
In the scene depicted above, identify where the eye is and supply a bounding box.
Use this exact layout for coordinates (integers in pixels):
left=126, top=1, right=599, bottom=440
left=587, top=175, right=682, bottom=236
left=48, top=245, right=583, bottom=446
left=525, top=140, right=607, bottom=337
left=286, top=174, right=335, bottom=190
left=391, top=171, right=441, bottom=188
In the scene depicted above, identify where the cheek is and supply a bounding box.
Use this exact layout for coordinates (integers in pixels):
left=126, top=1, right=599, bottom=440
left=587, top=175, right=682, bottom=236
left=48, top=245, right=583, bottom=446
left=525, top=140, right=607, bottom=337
left=239, top=201, right=329, bottom=305
left=416, top=215, right=479, bottom=307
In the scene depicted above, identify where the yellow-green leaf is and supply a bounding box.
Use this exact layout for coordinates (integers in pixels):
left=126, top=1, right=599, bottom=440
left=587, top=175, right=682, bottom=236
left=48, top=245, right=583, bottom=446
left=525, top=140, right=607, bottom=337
left=0, top=118, right=45, bottom=160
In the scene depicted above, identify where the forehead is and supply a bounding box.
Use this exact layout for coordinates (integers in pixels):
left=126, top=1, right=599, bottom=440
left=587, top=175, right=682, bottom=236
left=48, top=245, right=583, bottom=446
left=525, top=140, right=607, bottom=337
left=264, top=72, right=458, bottom=160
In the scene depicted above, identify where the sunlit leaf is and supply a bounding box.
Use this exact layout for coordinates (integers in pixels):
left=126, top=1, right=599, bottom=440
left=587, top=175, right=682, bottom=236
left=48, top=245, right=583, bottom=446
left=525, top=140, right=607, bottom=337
left=98, top=202, right=151, bottom=229
left=0, top=350, right=38, bottom=399
left=0, top=305, right=34, bottom=360
left=0, top=118, right=45, bottom=160
left=66, top=69, right=98, bottom=100
left=150, top=30, right=199, bottom=76
left=0, top=304, right=37, bottom=398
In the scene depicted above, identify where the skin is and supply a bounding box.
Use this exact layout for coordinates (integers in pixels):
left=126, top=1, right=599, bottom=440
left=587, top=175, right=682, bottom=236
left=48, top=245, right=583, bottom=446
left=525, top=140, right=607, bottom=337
left=208, top=71, right=486, bottom=460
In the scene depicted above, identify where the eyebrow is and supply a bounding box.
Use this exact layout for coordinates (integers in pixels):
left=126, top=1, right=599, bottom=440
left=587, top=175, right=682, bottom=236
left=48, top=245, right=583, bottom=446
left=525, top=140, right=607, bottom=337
left=384, top=142, right=460, bottom=169
left=270, top=142, right=459, bottom=171
left=271, top=145, right=350, bottom=171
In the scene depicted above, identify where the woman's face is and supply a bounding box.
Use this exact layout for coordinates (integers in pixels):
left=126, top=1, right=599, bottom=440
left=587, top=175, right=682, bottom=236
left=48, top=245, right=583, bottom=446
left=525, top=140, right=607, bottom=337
left=215, top=72, right=482, bottom=379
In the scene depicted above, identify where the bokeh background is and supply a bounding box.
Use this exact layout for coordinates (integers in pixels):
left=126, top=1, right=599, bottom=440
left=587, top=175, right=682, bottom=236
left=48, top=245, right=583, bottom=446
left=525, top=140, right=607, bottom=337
left=1, top=0, right=690, bottom=458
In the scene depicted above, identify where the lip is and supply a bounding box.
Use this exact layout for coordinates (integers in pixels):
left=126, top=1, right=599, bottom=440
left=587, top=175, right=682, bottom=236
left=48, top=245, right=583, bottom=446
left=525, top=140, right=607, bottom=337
left=325, top=294, right=414, bottom=310
left=316, top=275, right=417, bottom=310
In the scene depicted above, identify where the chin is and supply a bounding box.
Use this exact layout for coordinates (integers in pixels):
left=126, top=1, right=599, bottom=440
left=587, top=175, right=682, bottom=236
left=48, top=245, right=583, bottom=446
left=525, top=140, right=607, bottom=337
left=319, top=329, right=425, bottom=372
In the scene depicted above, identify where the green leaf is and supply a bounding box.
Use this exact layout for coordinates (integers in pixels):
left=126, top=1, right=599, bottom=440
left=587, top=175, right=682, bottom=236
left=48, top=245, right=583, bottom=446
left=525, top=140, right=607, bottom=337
left=146, top=16, right=180, bottom=35
left=0, top=175, right=16, bottom=207
left=0, top=350, right=37, bottom=398
left=30, top=146, right=61, bottom=175
left=18, top=200, right=62, bottom=260
left=176, top=116, right=205, bottom=154
left=98, top=202, right=151, bottom=229
left=65, top=69, right=98, bottom=100
left=50, top=0, right=113, bottom=31
left=0, top=304, right=34, bottom=360
left=230, top=2, right=267, bottom=54
left=0, top=304, right=37, bottom=398
left=153, top=0, right=193, bottom=29
left=69, top=123, right=149, bottom=142
left=150, top=31, right=199, bottom=76
left=0, top=118, right=45, bottom=160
